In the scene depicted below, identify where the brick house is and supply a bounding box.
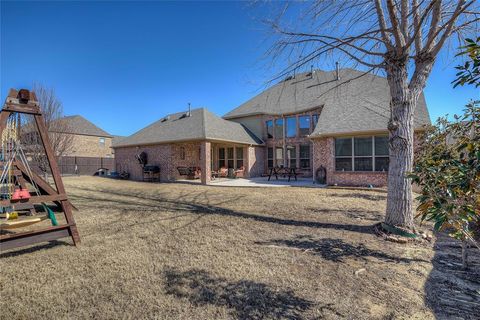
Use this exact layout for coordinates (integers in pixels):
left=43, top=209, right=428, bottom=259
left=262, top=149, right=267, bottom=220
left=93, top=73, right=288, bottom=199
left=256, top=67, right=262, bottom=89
left=52, top=115, right=114, bottom=158
left=114, top=68, right=430, bottom=186
left=114, top=108, right=263, bottom=184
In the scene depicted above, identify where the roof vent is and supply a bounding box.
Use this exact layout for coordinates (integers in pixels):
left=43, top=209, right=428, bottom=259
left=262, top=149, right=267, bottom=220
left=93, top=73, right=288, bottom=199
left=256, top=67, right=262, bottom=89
left=161, top=116, right=170, bottom=122
left=179, top=113, right=187, bottom=119
left=284, top=75, right=293, bottom=82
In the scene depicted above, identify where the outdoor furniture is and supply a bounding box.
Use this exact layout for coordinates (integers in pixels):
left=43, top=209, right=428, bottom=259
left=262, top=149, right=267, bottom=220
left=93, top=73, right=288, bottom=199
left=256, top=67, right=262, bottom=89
left=177, top=166, right=201, bottom=179
left=267, top=167, right=299, bottom=182
left=219, top=167, right=228, bottom=178
left=234, top=166, right=245, bottom=178
left=143, top=165, right=160, bottom=182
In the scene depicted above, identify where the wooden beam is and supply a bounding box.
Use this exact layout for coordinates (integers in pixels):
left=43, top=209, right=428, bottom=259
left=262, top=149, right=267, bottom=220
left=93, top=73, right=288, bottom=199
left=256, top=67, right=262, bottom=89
left=3, top=103, right=40, bottom=115
left=0, top=194, right=68, bottom=206
left=0, top=225, right=72, bottom=251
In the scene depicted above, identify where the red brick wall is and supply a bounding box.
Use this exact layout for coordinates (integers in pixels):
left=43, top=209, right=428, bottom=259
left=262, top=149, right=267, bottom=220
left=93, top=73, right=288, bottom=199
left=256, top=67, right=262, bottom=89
left=114, top=142, right=202, bottom=181
left=247, top=146, right=265, bottom=177
left=312, top=137, right=387, bottom=187
left=312, top=133, right=424, bottom=187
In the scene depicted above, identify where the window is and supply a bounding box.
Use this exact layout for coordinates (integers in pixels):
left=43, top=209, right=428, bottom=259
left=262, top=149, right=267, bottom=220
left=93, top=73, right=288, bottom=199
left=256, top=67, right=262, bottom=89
left=354, top=137, right=373, bottom=171
left=299, top=145, right=310, bottom=168
left=374, top=136, right=389, bottom=171
left=180, top=146, right=186, bottom=160
left=99, top=138, right=105, bottom=146
left=236, top=147, right=244, bottom=168
left=298, top=116, right=310, bottom=136
left=287, top=146, right=296, bottom=168
left=335, top=135, right=389, bottom=171
left=275, top=119, right=284, bottom=139
left=286, top=117, right=297, bottom=138
left=267, top=147, right=274, bottom=168
left=266, top=120, right=273, bottom=139
left=227, top=147, right=234, bottom=168
left=218, top=148, right=225, bottom=168
left=275, top=147, right=284, bottom=167
left=312, top=114, right=319, bottom=128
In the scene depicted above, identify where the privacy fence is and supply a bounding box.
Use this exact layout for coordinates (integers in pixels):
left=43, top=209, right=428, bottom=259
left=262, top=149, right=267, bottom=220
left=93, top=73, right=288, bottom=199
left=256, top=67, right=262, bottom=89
left=57, top=156, right=114, bottom=175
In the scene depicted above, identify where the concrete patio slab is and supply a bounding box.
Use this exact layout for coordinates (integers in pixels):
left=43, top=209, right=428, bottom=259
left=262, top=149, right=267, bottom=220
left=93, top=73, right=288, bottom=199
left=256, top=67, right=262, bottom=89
left=208, top=177, right=326, bottom=188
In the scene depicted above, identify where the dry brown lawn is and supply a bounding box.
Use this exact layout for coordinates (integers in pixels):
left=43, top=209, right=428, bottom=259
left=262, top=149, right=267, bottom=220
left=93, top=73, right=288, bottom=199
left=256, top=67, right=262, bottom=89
left=1, top=176, right=478, bottom=319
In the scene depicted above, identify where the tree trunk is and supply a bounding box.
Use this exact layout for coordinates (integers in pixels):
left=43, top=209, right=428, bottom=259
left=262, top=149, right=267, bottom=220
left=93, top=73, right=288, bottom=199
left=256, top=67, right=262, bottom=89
left=461, top=240, right=468, bottom=270
left=385, top=59, right=416, bottom=229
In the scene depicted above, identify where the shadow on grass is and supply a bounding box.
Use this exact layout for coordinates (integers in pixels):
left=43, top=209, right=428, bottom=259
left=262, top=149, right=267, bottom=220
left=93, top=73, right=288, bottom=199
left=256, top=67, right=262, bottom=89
left=425, top=232, right=480, bottom=319
left=256, top=235, right=428, bottom=263
left=164, top=268, right=314, bottom=319
left=329, top=192, right=387, bottom=201
left=71, top=186, right=376, bottom=235
left=0, top=240, right=71, bottom=258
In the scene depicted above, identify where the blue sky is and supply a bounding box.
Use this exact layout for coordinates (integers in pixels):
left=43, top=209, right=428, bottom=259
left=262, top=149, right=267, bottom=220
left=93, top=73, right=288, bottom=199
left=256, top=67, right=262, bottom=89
left=1, top=1, right=478, bottom=136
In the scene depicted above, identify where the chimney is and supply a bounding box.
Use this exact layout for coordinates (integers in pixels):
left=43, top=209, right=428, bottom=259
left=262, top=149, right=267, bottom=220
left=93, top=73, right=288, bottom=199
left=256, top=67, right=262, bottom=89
left=335, top=62, right=340, bottom=80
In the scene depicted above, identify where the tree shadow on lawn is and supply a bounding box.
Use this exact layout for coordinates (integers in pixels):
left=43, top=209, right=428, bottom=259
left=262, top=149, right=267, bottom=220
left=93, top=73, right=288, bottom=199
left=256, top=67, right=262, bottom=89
left=164, top=268, right=315, bottom=319
left=256, top=235, right=428, bottom=264
left=425, top=232, right=480, bottom=319
left=72, top=186, right=376, bottom=236
left=329, top=192, right=387, bottom=201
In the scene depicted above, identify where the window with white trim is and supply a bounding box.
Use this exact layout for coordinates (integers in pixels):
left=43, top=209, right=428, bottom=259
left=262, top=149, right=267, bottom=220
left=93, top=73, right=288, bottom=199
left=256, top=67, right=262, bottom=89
left=299, top=145, right=310, bottom=168
left=266, top=120, right=273, bottom=139
left=287, top=146, right=296, bottom=168
left=335, top=135, right=389, bottom=171
left=236, top=147, right=244, bottom=168
left=267, top=147, right=273, bottom=168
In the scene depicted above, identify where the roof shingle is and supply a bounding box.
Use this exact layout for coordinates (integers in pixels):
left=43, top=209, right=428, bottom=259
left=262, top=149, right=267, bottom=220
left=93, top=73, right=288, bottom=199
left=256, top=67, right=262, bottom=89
left=113, top=108, right=263, bottom=148
left=224, top=69, right=431, bottom=136
left=52, top=115, right=112, bottom=137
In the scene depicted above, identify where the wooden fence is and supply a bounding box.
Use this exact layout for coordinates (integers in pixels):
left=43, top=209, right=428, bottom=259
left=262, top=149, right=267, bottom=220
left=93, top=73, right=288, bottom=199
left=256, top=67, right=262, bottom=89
left=57, top=156, right=115, bottom=175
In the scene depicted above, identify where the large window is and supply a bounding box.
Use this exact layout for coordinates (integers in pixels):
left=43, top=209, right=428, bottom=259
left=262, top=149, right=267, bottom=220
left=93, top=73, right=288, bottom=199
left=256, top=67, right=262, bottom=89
left=218, top=148, right=225, bottom=168
left=275, top=147, right=284, bottom=167
left=267, top=147, right=273, bottom=168
left=374, top=136, right=389, bottom=171
left=236, top=147, right=244, bottom=168
left=298, top=116, right=310, bottom=136
left=299, top=145, right=310, bottom=168
left=335, top=135, right=389, bottom=171
left=286, top=117, right=297, bottom=138
left=227, top=147, right=234, bottom=168
left=275, top=119, right=284, bottom=139
left=287, top=146, right=296, bottom=168
left=354, top=137, right=373, bottom=171
left=266, top=120, right=273, bottom=139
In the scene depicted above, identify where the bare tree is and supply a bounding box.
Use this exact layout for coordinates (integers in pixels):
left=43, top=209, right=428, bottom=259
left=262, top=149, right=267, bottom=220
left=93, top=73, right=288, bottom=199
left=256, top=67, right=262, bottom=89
left=21, top=84, right=73, bottom=175
left=264, top=0, right=479, bottom=230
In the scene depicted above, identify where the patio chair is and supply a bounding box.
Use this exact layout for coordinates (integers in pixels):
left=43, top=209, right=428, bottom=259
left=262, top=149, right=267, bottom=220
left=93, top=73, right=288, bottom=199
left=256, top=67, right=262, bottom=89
left=219, top=167, right=228, bottom=178
left=177, top=166, right=201, bottom=180
left=234, top=166, right=245, bottom=178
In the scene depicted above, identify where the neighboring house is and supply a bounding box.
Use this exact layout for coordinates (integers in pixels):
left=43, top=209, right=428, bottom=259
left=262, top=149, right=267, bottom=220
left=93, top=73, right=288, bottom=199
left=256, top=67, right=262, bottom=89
left=52, top=115, right=114, bottom=158
left=114, top=68, right=431, bottom=186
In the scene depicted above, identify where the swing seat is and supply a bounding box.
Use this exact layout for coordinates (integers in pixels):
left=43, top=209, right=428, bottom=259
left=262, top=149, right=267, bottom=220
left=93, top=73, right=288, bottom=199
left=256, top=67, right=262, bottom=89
left=0, top=216, right=46, bottom=230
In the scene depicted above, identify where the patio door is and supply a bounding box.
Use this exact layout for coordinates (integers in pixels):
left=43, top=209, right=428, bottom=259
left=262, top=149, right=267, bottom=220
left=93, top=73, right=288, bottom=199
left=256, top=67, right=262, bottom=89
left=275, top=147, right=284, bottom=167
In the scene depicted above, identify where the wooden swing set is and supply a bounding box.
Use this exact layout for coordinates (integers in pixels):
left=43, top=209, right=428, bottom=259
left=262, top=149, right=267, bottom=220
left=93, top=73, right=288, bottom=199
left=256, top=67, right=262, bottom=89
left=0, top=89, right=80, bottom=251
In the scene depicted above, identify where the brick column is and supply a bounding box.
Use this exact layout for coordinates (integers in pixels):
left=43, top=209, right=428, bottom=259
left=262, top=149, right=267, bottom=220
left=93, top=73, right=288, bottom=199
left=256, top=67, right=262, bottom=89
left=200, top=141, right=211, bottom=185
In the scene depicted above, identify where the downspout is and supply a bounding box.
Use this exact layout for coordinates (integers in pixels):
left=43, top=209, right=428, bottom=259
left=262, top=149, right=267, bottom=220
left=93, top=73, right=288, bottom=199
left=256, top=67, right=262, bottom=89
left=312, top=138, right=315, bottom=184
left=283, top=114, right=286, bottom=167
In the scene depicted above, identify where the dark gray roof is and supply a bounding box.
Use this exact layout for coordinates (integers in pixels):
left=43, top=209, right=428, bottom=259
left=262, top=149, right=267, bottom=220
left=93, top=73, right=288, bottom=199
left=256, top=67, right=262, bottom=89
left=51, top=115, right=112, bottom=137
left=112, top=135, right=126, bottom=146
left=113, top=108, right=263, bottom=148
left=224, top=69, right=431, bottom=136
